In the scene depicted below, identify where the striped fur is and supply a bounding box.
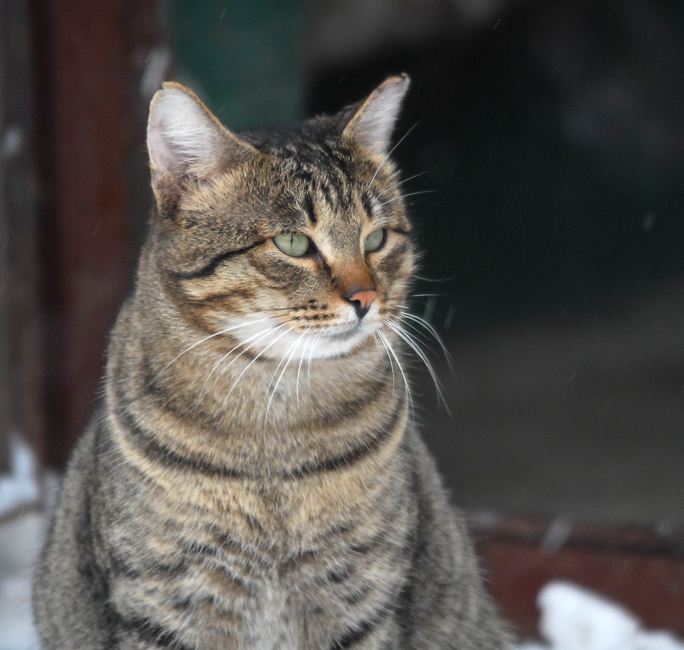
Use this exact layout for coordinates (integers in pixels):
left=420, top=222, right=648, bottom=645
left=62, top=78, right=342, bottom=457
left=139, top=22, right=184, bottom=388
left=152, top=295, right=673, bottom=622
left=33, top=76, right=508, bottom=649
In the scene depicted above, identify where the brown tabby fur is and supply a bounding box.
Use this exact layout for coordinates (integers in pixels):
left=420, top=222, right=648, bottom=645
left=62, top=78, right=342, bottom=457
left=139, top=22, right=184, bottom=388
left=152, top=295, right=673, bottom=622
left=33, top=75, right=508, bottom=649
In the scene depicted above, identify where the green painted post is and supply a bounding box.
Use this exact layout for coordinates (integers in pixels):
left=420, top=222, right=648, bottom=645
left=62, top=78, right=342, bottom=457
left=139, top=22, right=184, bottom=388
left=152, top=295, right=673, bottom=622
left=166, top=0, right=305, bottom=129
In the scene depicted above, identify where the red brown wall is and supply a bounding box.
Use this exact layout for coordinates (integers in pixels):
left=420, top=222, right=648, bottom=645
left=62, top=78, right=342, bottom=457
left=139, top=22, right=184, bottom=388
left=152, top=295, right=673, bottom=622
left=34, top=0, right=162, bottom=467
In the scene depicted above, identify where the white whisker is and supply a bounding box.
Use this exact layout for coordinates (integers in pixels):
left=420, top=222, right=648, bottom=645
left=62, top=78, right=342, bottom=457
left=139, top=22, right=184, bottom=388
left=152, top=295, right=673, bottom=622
left=399, top=311, right=453, bottom=372
left=155, top=315, right=276, bottom=379
left=374, top=332, right=396, bottom=398
left=215, top=320, right=296, bottom=384
left=265, top=335, right=296, bottom=394
left=221, top=325, right=294, bottom=409
left=412, top=274, right=455, bottom=283
left=385, top=318, right=450, bottom=415
left=201, top=324, right=277, bottom=394
left=264, top=334, right=305, bottom=424
left=393, top=317, right=436, bottom=352
left=367, top=120, right=420, bottom=191
left=377, top=329, right=413, bottom=417
left=375, top=169, right=432, bottom=200
left=375, top=190, right=436, bottom=210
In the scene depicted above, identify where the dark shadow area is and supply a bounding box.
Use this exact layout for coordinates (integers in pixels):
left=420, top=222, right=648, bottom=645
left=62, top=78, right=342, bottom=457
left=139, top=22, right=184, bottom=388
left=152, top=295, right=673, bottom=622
left=308, top=1, right=684, bottom=527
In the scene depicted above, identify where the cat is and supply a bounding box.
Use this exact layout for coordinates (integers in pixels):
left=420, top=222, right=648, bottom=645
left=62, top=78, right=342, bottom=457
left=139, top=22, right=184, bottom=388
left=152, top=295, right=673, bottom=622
left=33, top=75, right=508, bottom=649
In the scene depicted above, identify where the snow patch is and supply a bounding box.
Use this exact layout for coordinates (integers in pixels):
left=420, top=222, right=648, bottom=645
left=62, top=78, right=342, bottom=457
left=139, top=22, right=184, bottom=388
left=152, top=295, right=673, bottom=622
left=518, top=581, right=684, bottom=650
left=0, top=437, right=39, bottom=516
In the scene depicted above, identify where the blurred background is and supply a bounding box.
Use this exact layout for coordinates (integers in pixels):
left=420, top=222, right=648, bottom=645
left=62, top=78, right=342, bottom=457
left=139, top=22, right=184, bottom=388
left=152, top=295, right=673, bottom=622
left=1, top=0, right=683, bottom=644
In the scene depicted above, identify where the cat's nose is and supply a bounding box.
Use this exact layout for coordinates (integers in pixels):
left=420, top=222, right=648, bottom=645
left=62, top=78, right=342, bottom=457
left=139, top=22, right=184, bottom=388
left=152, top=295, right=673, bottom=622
left=343, top=287, right=377, bottom=320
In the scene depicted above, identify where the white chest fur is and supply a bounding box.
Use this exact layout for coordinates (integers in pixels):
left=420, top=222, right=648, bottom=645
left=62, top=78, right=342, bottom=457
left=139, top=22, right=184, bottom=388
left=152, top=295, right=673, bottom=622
left=246, top=582, right=298, bottom=650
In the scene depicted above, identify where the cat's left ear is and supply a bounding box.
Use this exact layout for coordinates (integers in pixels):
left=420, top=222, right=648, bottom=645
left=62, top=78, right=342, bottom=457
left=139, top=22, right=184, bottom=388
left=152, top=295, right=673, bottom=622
left=341, top=74, right=410, bottom=156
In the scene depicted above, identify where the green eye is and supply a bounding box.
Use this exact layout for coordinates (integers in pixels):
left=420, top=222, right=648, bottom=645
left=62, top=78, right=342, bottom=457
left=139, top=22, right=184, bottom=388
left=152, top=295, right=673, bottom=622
left=364, top=228, right=385, bottom=252
left=273, top=233, right=311, bottom=257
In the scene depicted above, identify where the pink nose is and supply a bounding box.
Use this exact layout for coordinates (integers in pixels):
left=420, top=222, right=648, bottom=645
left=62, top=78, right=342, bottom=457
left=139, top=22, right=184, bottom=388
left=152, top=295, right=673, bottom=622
left=344, top=288, right=377, bottom=320
left=348, top=289, right=376, bottom=310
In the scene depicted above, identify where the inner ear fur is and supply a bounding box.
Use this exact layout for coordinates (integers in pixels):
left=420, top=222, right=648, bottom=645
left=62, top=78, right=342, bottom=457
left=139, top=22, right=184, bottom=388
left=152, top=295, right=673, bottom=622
left=147, top=81, right=256, bottom=217
left=341, top=74, right=410, bottom=157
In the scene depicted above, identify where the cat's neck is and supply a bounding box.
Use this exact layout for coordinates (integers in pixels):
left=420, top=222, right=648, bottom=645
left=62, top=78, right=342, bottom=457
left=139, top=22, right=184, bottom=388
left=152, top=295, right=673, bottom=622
left=107, top=283, right=407, bottom=477
left=141, top=321, right=398, bottom=429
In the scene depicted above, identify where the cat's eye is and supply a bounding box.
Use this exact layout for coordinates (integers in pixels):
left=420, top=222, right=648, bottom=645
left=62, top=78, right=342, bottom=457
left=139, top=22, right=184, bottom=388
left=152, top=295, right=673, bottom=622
left=363, top=228, right=386, bottom=252
left=273, top=233, right=311, bottom=257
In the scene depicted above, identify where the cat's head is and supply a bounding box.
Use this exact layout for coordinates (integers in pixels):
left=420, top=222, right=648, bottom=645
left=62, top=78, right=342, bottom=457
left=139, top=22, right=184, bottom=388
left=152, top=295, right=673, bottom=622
left=146, top=76, right=414, bottom=360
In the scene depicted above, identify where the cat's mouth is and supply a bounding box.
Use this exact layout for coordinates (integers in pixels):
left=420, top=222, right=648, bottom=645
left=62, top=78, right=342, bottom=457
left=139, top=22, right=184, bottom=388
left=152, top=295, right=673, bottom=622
left=221, top=315, right=378, bottom=362
left=312, top=320, right=381, bottom=357
left=325, top=323, right=363, bottom=341
left=294, top=320, right=380, bottom=358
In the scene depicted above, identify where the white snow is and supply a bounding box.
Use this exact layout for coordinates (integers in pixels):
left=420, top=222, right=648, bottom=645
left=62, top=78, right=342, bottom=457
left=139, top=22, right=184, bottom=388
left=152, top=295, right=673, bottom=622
left=0, top=438, right=45, bottom=650
left=0, top=437, right=39, bottom=516
left=518, top=581, right=684, bottom=650
left=0, top=446, right=682, bottom=650
left=0, top=512, right=45, bottom=650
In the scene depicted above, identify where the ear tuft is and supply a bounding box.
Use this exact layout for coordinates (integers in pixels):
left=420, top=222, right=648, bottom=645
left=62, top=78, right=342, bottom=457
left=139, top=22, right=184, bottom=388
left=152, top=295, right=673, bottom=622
left=147, top=82, right=254, bottom=183
left=147, top=82, right=256, bottom=218
left=149, top=82, right=218, bottom=179
left=342, top=74, right=410, bottom=156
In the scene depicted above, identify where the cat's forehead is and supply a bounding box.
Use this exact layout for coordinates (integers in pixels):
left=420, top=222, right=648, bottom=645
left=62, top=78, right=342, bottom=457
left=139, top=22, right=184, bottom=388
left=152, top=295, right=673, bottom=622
left=238, top=117, right=343, bottom=156
left=241, top=119, right=381, bottom=220
left=242, top=121, right=358, bottom=181
left=207, top=116, right=409, bottom=245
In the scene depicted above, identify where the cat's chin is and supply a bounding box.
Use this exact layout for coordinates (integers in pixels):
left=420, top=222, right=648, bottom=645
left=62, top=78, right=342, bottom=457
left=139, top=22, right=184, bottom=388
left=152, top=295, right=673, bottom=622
left=311, top=326, right=378, bottom=359
left=274, top=325, right=378, bottom=360
left=225, top=316, right=379, bottom=362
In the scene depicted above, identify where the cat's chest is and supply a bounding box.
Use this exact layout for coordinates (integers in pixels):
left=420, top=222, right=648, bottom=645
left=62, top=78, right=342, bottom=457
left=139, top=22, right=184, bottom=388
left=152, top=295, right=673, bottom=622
left=246, top=582, right=297, bottom=650
left=156, top=569, right=324, bottom=650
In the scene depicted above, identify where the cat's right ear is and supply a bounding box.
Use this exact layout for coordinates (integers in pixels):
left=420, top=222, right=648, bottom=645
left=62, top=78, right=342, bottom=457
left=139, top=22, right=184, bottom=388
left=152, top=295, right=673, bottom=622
left=341, top=74, right=410, bottom=157
left=147, top=82, right=256, bottom=217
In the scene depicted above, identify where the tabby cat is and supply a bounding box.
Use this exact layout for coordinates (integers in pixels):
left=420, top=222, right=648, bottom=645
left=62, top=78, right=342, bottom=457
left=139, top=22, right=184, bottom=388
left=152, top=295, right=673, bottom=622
left=33, top=75, right=507, bottom=649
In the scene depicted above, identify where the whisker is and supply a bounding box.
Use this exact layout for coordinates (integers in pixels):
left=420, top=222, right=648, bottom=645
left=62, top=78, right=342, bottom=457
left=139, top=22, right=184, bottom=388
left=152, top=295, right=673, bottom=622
left=367, top=120, right=421, bottom=191
left=264, top=335, right=305, bottom=424
left=202, top=325, right=279, bottom=397
left=259, top=306, right=300, bottom=313
left=221, top=324, right=295, bottom=408
left=398, top=312, right=454, bottom=372
left=216, top=319, right=298, bottom=382
left=155, top=316, right=275, bottom=379
left=202, top=325, right=276, bottom=392
left=377, top=329, right=413, bottom=417
left=385, top=318, right=450, bottom=415
left=393, top=317, right=436, bottom=352
left=265, top=336, right=295, bottom=394
left=413, top=274, right=455, bottom=283
left=375, top=190, right=436, bottom=210
left=374, top=332, right=396, bottom=397
left=375, top=169, right=432, bottom=200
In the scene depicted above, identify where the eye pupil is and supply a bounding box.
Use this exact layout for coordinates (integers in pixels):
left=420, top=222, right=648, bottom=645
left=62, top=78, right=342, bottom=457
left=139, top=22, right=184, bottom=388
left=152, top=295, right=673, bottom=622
left=273, top=233, right=311, bottom=257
